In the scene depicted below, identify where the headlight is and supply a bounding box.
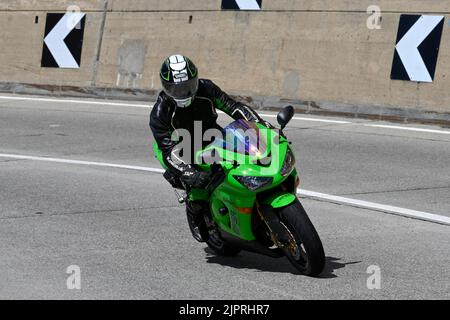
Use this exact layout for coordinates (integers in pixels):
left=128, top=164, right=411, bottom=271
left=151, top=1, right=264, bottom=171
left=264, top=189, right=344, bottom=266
left=280, top=148, right=295, bottom=176
left=233, top=176, right=273, bottom=191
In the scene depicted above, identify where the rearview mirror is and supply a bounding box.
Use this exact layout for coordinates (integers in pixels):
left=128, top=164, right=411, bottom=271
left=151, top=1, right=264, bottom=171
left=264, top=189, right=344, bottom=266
left=277, top=105, right=295, bottom=130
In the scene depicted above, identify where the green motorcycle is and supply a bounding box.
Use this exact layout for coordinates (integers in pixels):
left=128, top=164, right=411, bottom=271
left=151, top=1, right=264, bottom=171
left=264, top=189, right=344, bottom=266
left=153, top=106, right=325, bottom=276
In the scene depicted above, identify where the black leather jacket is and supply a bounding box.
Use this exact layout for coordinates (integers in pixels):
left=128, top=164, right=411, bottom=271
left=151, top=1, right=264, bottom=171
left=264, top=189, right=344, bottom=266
left=150, top=79, right=264, bottom=176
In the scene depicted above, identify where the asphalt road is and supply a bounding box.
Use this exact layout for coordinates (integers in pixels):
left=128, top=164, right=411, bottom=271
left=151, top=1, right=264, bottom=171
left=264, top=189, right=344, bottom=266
left=0, top=95, right=449, bottom=299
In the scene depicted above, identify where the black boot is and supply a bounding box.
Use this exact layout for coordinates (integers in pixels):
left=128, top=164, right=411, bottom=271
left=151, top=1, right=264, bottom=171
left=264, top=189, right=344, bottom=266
left=186, top=201, right=209, bottom=243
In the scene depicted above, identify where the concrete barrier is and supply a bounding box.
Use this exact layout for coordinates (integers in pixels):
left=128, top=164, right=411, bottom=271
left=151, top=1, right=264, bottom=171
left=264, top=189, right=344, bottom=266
left=264, top=1, right=450, bottom=12
left=110, top=0, right=220, bottom=12
left=0, top=0, right=107, bottom=11
left=0, top=10, right=104, bottom=87
left=1, top=1, right=449, bottom=123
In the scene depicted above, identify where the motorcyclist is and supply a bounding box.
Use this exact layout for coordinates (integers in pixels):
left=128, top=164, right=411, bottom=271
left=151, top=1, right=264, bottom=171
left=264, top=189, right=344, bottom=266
left=150, top=54, right=270, bottom=242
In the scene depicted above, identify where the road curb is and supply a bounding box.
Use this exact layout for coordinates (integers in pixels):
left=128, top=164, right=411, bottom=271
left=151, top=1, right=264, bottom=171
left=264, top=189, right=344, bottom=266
left=1, top=82, right=449, bottom=127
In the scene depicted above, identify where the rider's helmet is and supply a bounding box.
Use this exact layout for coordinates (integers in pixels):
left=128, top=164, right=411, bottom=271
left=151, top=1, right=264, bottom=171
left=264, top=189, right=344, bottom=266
left=160, top=54, right=198, bottom=108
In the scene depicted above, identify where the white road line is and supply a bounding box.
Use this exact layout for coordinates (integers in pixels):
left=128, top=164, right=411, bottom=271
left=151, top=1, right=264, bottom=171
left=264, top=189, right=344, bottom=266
left=0, top=153, right=165, bottom=174
left=298, top=189, right=450, bottom=226
left=365, top=124, right=450, bottom=135
left=0, top=95, right=152, bottom=108
left=1, top=153, right=448, bottom=226
left=1, top=94, right=449, bottom=133
left=216, top=111, right=350, bottom=124
left=259, top=114, right=351, bottom=124
left=0, top=95, right=349, bottom=124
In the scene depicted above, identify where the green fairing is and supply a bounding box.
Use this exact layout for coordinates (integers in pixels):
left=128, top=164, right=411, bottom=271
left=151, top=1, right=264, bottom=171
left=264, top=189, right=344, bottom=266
left=153, top=121, right=299, bottom=241
left=262, top=193, right=297, bottom=208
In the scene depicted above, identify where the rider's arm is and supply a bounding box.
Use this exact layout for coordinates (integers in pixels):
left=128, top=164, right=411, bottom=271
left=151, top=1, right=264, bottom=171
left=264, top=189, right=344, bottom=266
left=150, top=97, right=190, bottom=175
left=200, top=79, right=265, bottom=123
left=149, top=97, right=209, bottom=188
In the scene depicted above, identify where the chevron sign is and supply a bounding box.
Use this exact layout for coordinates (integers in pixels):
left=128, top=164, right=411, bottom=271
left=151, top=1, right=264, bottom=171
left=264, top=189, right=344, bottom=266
left=41, top=12, right=86, bottom=68
left=391, top=15, right=445, bottom=82
left=222, top=0, right=262, bottom=10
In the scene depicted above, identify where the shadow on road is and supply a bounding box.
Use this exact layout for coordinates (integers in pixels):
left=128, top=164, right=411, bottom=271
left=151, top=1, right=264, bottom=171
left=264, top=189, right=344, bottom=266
left=204, top=248, right=361, bottom=277
left=318, top=257, right=362, bottom=279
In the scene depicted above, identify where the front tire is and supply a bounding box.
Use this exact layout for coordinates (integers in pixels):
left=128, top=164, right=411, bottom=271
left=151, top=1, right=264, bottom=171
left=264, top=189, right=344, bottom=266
left=278, top=200, right=325, bottom=276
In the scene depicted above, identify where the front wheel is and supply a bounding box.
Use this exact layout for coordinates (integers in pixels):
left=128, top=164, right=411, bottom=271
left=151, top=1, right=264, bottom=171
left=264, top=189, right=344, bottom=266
left=278, top=200, right=325, bottom=276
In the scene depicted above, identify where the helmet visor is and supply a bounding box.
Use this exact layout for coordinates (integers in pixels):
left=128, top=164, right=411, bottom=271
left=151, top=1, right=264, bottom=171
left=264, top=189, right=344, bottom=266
left=163, top=77, right=198, bottom=100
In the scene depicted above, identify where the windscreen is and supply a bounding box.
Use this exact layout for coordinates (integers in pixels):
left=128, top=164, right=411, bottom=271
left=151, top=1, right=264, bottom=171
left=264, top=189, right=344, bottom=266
left=211, top=119, right=267, bottom=156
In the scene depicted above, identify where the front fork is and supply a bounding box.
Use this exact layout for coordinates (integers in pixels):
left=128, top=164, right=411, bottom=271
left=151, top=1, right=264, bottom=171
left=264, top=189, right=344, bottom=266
left=256, top=203, right=291, bottom=248
left=256, top=193, right=297, bottom=249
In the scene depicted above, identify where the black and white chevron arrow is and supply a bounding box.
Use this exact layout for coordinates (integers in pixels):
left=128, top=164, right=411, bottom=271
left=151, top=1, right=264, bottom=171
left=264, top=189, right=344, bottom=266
left=41, top=12, right=86, bottom=68
left=222, top=0, right=262, bottom=10
left=391, top=14, right=445, bottom=82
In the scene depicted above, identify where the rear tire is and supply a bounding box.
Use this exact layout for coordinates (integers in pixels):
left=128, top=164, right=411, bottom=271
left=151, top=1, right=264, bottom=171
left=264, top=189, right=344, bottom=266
left=278, top=200, right=325, bottom=276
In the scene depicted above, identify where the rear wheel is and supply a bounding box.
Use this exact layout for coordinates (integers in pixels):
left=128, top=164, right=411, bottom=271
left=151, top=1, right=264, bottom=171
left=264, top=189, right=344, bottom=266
left=278, top=200, right=325, bottom=276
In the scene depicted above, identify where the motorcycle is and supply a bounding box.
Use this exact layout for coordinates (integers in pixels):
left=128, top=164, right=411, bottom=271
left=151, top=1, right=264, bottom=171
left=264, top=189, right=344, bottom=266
left=153, top=106, right=325, bottom=276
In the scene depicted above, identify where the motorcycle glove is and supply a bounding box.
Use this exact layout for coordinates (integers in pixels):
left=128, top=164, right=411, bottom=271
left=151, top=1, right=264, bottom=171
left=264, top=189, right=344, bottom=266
left=181, top=169, right=210, bottom=189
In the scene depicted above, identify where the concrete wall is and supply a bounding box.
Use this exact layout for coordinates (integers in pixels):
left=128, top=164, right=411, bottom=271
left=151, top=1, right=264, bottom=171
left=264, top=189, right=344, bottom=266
left=1, top=0, right=450, bottom=118
left=0, top=0, right=107, bottom=11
